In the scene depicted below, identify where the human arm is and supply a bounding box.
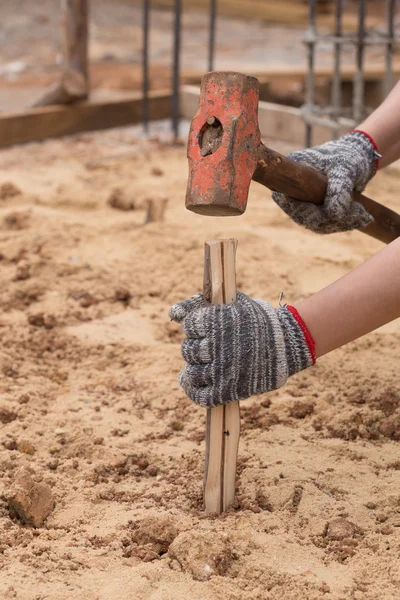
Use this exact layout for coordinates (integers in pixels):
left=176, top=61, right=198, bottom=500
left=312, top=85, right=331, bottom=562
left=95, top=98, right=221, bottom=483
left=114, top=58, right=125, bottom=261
left=170, top=237, right=400, bottom=407
left=379, top=138, right=400, bottom=169
left=296, top=235, right=400, bottom=357
left=358, top=80, right=400, bottom=168
left=272, top=82, right=400, bottom=233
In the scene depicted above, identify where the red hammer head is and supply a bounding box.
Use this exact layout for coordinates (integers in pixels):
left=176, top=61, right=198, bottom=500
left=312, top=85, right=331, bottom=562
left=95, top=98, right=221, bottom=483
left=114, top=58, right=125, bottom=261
left=186, top=71, right=260, bottom=216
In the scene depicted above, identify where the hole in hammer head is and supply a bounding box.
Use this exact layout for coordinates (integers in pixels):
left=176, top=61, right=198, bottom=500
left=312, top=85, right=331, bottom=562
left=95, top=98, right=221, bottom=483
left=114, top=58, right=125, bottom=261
left=199, top=117, right=223, bottom=157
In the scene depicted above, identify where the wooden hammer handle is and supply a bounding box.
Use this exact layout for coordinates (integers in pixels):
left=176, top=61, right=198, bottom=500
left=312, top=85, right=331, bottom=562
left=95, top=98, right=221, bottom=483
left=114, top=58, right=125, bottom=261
left=203, top=239, right=240, bottom=514
left=253, top=144, right=400, bottom=245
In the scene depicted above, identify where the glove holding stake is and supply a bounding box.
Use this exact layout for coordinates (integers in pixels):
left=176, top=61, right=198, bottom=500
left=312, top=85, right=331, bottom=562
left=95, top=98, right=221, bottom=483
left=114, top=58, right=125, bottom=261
left=170, top=239, right=316, bottom=514
left=170, top=286, right=316, bottom=408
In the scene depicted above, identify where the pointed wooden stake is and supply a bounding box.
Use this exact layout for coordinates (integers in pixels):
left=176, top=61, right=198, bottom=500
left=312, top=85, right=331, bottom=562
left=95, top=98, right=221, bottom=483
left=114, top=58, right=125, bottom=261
left=203, top=239, right=240, bottom=514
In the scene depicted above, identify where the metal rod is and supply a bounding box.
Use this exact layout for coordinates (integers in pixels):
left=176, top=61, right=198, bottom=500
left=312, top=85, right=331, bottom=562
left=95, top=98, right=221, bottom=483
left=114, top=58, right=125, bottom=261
left=331, top=0, right=343, bottom=139
left=384, top=0, right=396, bottom=96
left=353, top=0, right=366, bottom=124
left=171, top=0, right=182, bottom=141
left=142, top=0, right=150, bottom=133
left=302, top=0, right=398, bottom=138
left=304, top=0, right=318, bottom=147
left=208, top=0, right=217, bottom=72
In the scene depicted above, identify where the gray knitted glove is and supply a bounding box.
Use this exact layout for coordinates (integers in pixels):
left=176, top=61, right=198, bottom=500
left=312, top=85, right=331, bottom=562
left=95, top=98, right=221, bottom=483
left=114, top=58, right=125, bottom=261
left=169, top=292, right=315, bottom=407
left=272, top=130, right=380, bottom=234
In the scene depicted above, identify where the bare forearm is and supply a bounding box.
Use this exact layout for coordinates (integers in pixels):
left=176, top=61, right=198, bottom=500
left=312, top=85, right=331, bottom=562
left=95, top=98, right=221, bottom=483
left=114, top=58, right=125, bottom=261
left=296, top=237, right=400, bottom=358
left=359, top=80, right=400, bottom=166
left=379, top=137, right=400, bottom=169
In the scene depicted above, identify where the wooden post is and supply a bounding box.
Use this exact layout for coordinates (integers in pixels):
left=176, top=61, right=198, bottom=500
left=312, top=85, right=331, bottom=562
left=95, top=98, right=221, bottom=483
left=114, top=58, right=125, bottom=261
left=203, top=239, right=241, bottom=514
left=33, top=0, right=89, bottom=107
left=145, top=197, right=168, bottom=223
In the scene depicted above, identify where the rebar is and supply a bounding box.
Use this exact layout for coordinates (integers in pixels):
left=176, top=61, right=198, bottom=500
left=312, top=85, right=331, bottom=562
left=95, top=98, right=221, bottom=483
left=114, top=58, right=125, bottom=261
left=304, top=0, right=317, bottom=147
left=304, top=0, right=399, bottom=145
left=208, top=0, right=217, bottom=72
left=331, top=0, right=343, bottom=138
left=142, top=0, right=150, bottom=133
left=352, top=0, right=366, bottom=124
left=384, top=0, right=396, bottom=96
left=171, top=0, right=182, bottom=140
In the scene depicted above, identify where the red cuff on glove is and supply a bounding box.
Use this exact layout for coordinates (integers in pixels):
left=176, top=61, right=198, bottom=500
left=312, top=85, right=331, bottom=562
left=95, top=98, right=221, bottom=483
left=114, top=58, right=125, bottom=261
left=287, top=305, right=316, bottom=365
left=350, top=129, right=381, bottom=170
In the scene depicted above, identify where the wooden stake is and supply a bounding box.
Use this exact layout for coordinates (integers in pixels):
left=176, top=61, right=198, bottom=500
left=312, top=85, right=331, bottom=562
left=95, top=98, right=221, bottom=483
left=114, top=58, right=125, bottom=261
left=203, top=239, right=240, bottom=514
left=33, top=0, right=89, bottom=107
left=145, top=197, right=168, bottom=224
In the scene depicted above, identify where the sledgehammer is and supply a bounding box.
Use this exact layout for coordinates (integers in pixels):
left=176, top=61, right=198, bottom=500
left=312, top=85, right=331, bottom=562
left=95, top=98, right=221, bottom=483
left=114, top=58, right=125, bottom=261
left=186, top=71, right=400, bottom=245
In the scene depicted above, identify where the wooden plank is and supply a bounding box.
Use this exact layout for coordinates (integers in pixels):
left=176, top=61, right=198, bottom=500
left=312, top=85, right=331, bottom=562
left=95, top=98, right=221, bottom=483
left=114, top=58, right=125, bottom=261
left=183, top=63, right=400, bottom=86
left=180, top=85, right=201, bottom=123
left=0, top=90, right=171, bottom=148
left=257, top=100, right=307, bottom=146
left=258, top=100, right=354, bottom=146
left=140, top=0, right=385, bottom=29
left=141, top=0, right=373, bottom=28
left=181, top=85, right=353, bottom=146
left=146, top=0, right=312, bottom=24
left=203, top=239, right=240, bottom=515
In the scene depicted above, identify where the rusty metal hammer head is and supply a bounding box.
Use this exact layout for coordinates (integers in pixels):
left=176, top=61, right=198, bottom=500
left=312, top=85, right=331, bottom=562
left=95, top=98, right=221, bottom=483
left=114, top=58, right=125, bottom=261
left=186, top=71, right=260, bottom=216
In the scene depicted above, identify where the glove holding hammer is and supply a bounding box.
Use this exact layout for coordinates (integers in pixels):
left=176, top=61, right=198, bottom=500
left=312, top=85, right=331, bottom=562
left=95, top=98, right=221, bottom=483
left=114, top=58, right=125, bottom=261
left=272, top=129, right=380, bottom=234
left=172, top=73, right=400, bottom=408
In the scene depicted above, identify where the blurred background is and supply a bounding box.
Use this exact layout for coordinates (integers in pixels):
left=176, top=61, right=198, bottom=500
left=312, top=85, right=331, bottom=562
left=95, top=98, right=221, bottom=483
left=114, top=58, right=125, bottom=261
left=1, top=0, right=400, bottom=136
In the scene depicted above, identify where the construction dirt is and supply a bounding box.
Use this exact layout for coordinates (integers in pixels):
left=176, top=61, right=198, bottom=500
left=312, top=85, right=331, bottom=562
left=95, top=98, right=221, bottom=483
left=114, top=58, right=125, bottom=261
left=0, top=126, right=400, bottom=600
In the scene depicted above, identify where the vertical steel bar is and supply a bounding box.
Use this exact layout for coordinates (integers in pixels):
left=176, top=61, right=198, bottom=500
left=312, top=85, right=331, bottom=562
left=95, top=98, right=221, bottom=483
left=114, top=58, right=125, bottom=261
left=142, top=0, right=150, bottom=133
left=171, top=0, right=182, bottom=140
left=304, top=0, right=317, bottom=147
left=353, top=0, right=366, bottom=124
left=208, top=0, right=217, bottom=72
left=331, top=0, right=343, bottom=139
left=384, top=0, right=395, bottom=96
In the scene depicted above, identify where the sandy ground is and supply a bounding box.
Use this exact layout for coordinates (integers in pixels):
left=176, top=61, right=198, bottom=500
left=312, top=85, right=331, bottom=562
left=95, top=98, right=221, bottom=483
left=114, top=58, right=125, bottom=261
left=0, top=124, right=400, bottom=600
